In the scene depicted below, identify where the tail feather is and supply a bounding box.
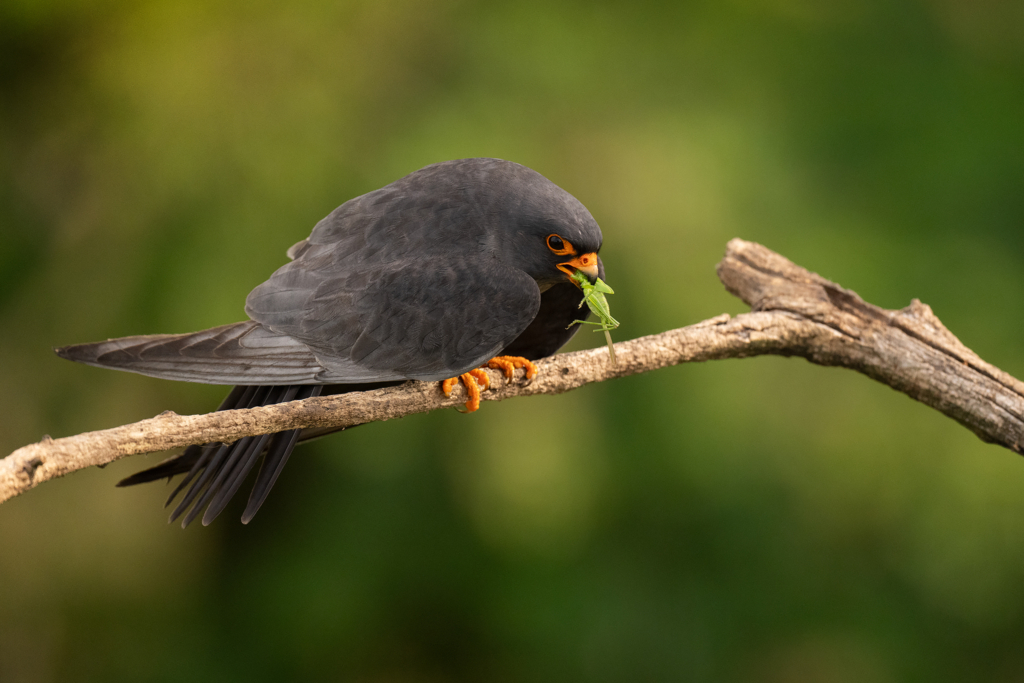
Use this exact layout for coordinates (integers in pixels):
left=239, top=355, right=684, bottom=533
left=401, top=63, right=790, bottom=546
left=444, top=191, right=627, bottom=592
left=242, top=385, right=323, bottom=524
left=183, top=435, right=257, bottom=527
left=119, top=382, right=397, bottom=526
left=115, top=447, right=199, bottom=487
left=164, top=443, right=219, bottom=507
left=201, top=434, right=272, bottom=525
left=173, top=386, right=275, bottom=527
left=201, top=385, right=300, bottom=525
left=169, top=442, right=231, bottom=524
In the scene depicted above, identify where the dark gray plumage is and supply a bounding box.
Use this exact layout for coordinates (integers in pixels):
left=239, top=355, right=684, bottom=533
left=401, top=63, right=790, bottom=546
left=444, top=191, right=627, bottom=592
left=57, top=158, right=605, bottom=526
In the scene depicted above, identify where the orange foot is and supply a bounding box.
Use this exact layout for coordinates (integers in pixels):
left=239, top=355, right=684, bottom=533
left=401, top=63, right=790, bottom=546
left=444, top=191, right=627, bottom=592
left=486, top=355, right=538, bottom=383
left=440, top=357, right=538, bottom=413
left=441, top=369, right=491, bottom=412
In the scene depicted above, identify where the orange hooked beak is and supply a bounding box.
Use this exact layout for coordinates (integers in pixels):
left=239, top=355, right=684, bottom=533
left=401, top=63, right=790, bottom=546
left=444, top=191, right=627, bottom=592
left=558, top=252, right=599, bottom=284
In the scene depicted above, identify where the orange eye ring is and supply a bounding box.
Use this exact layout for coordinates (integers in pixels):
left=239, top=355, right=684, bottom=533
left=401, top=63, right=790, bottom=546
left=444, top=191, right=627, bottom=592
left=546, top=234, right=576, bottom=256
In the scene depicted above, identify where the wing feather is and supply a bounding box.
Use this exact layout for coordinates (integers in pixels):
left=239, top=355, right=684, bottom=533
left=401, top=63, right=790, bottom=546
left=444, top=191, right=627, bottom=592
left=55, top=322, right=326, bottom=385
left=248, top=259, right=540, bottom=382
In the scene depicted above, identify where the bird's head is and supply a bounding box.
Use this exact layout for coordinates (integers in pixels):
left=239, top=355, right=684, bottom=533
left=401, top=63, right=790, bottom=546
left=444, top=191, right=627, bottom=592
left=491, top=162, right=603, bottom=290
left=517, top=206, right=603, bottom=292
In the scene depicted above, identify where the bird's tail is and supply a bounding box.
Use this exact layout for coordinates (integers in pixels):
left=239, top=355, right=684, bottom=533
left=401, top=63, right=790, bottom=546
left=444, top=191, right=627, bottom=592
left=118, top=383, right=324, bottom=527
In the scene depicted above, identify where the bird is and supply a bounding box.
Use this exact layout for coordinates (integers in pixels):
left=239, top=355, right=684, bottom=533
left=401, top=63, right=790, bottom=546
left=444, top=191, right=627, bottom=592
left=56, top=158, right=605, bottom=527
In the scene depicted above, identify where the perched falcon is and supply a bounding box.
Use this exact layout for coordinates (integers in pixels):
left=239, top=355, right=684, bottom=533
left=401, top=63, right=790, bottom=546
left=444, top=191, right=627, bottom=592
left=57, top=158, right=605, bottom=526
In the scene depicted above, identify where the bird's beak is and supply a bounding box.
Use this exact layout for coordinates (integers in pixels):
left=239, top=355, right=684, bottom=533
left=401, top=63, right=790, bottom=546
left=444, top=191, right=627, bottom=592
left=558, top=252, right=599, bottom=284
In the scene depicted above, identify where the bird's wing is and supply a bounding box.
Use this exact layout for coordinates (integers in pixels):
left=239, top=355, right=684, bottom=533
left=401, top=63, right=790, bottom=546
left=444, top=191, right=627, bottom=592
left=246, top=256, right=542, bottom=382
left=55, top=321, right=330, bottom=385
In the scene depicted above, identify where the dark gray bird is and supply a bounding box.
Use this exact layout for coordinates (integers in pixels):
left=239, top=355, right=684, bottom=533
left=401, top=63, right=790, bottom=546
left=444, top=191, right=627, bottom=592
left=56, top=158, right=605, bottom=527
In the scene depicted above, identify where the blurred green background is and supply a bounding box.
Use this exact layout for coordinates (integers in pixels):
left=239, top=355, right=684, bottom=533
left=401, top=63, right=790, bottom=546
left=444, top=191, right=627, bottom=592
left=2, top=0, right=1024, bottom=680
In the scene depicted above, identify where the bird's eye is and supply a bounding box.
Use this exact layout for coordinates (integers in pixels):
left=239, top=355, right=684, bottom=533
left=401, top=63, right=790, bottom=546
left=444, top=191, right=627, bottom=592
left=546, top=234, right=575, bottom=256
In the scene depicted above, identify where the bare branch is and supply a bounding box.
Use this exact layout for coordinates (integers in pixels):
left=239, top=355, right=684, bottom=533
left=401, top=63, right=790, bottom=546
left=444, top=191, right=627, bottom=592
left=718, top=239, right=1024, bottom=451
left=3, top=238, right=1022, bottom=505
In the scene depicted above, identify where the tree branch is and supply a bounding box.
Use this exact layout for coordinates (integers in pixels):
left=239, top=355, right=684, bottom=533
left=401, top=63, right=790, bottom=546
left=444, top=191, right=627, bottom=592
left=3, top=238, right=1022, bottom=505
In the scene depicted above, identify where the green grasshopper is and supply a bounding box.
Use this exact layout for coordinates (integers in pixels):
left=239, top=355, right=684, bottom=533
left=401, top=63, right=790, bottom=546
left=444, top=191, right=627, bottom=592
left=569, top=270, right=620, bottom=364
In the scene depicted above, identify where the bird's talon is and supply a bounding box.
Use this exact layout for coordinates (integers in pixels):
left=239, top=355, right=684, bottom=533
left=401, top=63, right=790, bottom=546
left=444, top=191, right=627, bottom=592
left=486, top=356, right=539, bottom=383
left=440, top=371, right=489, bottom=412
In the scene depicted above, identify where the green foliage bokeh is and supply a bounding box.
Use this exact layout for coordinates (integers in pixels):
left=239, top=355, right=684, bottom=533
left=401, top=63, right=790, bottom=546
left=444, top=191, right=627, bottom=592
left=2, top=0, right=1023, bottom=681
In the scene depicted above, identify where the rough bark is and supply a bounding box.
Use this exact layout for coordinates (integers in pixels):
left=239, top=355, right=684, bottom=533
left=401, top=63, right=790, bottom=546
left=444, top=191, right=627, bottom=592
left=2, top=239, right=1021, bottom=504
